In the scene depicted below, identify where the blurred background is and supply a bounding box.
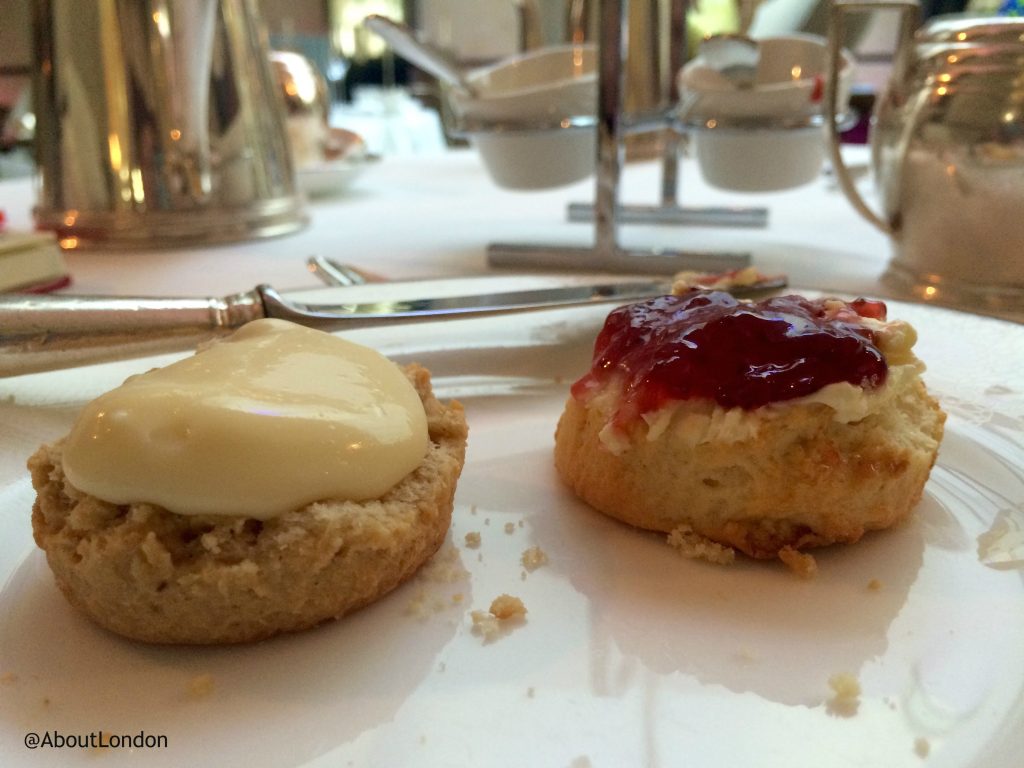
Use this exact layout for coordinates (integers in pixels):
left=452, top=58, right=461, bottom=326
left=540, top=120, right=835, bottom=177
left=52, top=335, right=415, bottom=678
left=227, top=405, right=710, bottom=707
left=0, top=0, right=1003, bottom=173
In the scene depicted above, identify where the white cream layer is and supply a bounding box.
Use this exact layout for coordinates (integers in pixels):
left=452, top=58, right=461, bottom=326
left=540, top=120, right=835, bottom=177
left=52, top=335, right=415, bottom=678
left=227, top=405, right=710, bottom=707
left=61, top=319, right=429, bottom=518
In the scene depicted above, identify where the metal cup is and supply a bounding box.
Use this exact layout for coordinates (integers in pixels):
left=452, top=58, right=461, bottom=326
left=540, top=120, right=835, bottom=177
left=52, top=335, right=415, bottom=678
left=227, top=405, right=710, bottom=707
left=31, top=0, right=307, bottom=249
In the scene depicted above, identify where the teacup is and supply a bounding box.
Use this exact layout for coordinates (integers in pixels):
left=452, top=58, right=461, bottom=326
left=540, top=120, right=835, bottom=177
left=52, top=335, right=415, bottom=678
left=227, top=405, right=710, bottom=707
left=678, top=34, right=854, bottom=192
left=450, top=44, right=597, bottom=190
left=450, top=44, right=597, bottom=124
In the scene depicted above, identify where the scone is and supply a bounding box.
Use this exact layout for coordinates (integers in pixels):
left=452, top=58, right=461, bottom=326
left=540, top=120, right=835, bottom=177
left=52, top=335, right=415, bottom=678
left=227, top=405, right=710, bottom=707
left=554, top=290, right=945, bottom=561
left=29, top=319, right=468, bottom=644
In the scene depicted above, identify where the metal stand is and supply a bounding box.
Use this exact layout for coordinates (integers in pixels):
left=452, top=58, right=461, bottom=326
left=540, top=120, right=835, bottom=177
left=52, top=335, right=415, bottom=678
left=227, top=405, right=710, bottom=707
left=488, top=0, right=762, bottom=275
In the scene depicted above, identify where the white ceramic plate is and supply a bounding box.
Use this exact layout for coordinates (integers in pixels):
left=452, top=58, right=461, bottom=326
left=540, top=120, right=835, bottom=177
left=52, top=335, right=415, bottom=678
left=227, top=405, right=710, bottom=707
left=1, top=283, right=1022, bottom=767
left=297, top=156, right=374, bottom=199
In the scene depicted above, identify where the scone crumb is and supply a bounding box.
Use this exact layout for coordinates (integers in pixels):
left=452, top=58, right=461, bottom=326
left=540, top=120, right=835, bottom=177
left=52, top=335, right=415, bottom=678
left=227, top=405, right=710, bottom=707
left=826, top=673, right=861, bottom=716
left=470, top=611, right=501, bottom=640
left=470, top=594, right=527, bottom=642
left=667, top=524, right=735, bottom=565
left=779, top=546, right=817, bottom=579
left=187, top=674, right=215, bottom=699
left=867, top=578, right=884, bottom=591
left=490, top=594, right=527, bottom=620
left=504, top=522, right=516, bottom=534
left=406, top=590, right=449, bottom=618
left=464, top=531, right=481, bottom=549
left=521, top=545, right=549, bottom=571
left=417, top=543, right=468, bottom=584
left=914, top=737, right=930, bottom=758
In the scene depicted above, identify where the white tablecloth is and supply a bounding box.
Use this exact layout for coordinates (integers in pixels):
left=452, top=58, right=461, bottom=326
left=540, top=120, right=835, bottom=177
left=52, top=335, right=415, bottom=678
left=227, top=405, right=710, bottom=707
left=1, top=146, right=895, bottom=300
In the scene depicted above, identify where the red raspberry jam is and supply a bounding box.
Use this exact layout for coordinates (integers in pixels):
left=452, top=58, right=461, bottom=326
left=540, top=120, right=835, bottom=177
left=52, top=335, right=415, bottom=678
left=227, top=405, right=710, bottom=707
left=572, top=292, right=888, bottom=423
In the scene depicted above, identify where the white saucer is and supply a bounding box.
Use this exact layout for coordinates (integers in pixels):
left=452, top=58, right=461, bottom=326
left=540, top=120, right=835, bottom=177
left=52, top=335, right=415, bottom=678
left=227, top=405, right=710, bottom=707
left=297, top=156, right=375, bottom=199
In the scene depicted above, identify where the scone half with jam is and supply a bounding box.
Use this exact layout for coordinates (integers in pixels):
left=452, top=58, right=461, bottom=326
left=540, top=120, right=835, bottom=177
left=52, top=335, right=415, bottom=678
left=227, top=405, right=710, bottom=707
left=554, top=289, right=945, bottom=563
left=29, top=319, right=468, bottom=644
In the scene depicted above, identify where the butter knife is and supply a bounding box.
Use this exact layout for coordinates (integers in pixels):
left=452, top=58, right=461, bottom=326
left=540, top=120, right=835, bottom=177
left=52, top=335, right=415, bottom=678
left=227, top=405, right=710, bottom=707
left=0, top=277, right=786, bottom=377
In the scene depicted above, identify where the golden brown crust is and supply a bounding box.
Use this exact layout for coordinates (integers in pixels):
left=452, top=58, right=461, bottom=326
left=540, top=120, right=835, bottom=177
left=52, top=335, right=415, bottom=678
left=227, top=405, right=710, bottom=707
left=554, top=378, right=945, bottom=560
left=29, top=364, right=468, bottom=645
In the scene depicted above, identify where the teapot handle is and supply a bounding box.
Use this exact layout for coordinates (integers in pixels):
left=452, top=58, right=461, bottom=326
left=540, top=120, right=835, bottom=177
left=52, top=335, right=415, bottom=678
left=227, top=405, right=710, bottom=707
left=826, top=0, right=920, bottom=235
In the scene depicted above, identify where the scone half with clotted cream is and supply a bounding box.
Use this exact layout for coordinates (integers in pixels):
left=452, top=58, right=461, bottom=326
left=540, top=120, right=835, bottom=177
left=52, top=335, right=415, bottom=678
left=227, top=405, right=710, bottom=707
left=29, top=319, right=467, bottom=644
left=554, top=289, right=945, bottom=563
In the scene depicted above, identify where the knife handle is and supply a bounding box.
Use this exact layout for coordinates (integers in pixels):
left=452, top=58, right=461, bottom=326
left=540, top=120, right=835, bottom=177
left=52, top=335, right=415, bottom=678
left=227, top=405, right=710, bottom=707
left=0, top=290, right=266, bottom=378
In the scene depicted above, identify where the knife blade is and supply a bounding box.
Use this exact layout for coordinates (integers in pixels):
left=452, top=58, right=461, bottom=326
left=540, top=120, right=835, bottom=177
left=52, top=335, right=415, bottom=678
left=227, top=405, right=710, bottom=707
left=0, top=276, right=786, bottom=377
left=260, top=280, right=675, bottom=324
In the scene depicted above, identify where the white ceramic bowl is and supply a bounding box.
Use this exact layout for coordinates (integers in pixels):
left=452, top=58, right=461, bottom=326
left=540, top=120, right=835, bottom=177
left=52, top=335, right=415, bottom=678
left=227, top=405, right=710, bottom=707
left=692, top=125, right=828, bottom=192
left=470, top=123, right=596, bottom=190
left=451, top=44, right=597, bottom=190
left=452, top=44, right=597, bottom=123
left=678, top=34, right=854, bottom=192
left=679, top=35, right=853, bottom=121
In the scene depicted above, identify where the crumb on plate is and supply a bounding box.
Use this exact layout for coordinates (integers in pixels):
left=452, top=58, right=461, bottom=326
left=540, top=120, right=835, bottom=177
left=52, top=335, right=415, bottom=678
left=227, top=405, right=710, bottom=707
left=490, top=594, right=527, bottom=620
left=470, top=594, right=527, bottom=642
left=470, top=610, right=500, bottom=640
left=826, top=672, right=861, bottom=717
left=779, top=546, right=817, bottom=579
left=914, top=737, right=930, bottom=758
left=418, top=543, right=466, bottom=583
left=521, top=545, right=549, bottom=571
left=667, top=524, right=735, bottom=565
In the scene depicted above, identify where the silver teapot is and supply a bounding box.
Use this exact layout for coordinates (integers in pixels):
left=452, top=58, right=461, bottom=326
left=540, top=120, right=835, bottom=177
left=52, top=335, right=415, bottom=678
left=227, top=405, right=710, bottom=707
left=31, top=0, right=307, bottom=248
left=827, top=4, right=1024, bottom=314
